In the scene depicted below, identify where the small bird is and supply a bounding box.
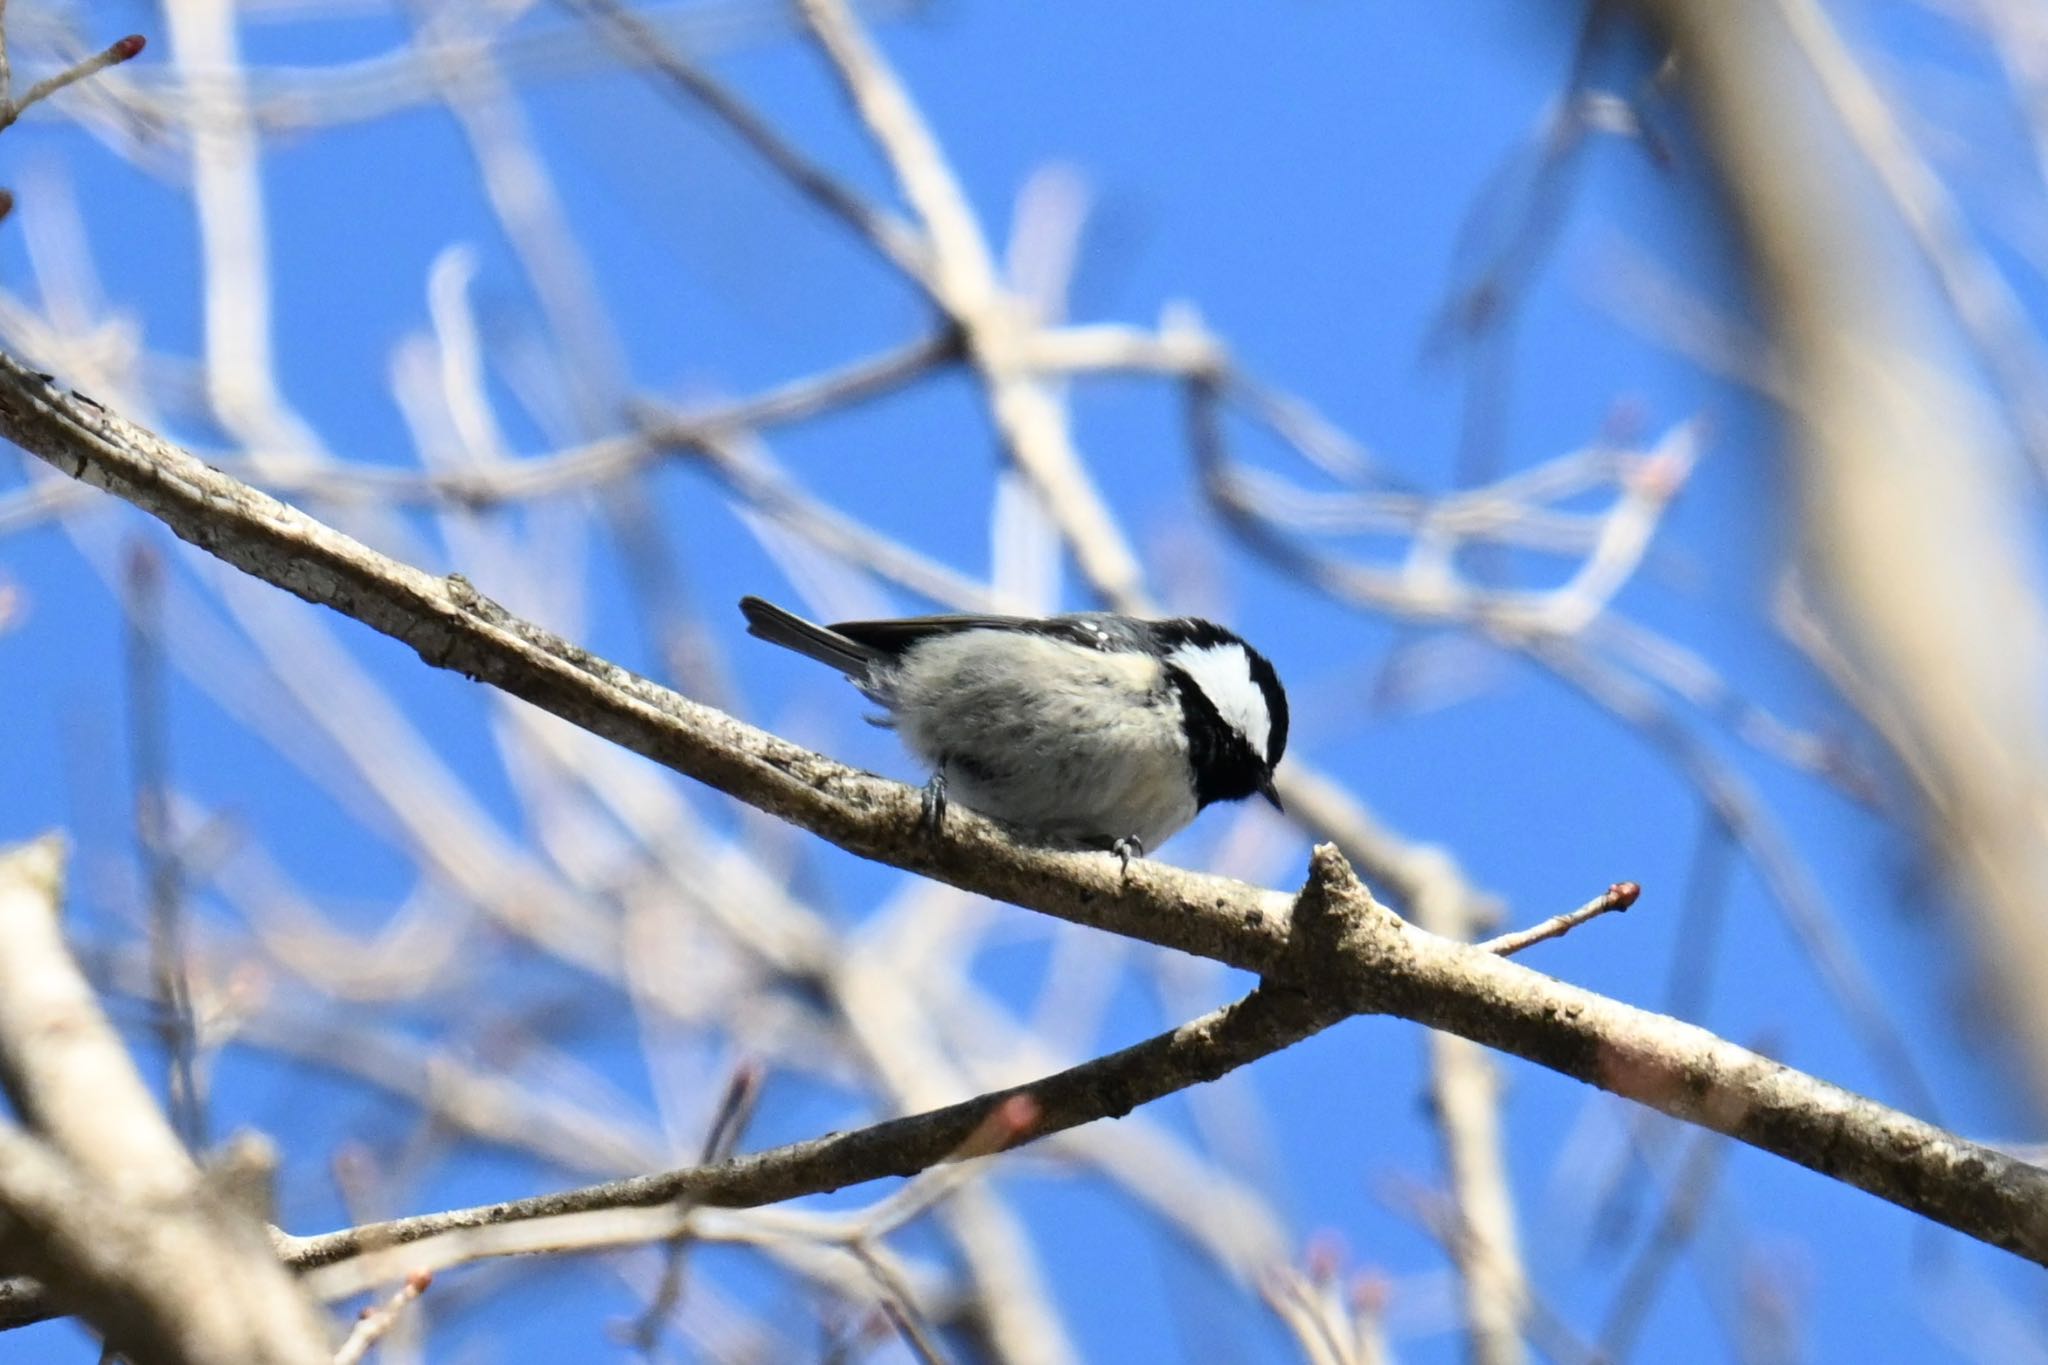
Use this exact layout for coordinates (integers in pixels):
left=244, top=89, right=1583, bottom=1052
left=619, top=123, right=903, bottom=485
left=740, top=596, right=1288, bottom=866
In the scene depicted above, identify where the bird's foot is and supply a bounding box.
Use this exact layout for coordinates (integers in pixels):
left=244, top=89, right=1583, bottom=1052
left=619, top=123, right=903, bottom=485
left=919, top=771, right=949, bottom=836
left=1110, top=835, right=1144, bottom=877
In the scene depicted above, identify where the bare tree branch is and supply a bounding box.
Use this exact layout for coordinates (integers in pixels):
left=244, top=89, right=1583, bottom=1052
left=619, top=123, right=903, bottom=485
left=282, top=983, right=1337, bottom=1300
left=4, top=364, right=2047, bottom=1276
left=1478, top=881, right=1641, bottom=957
left=0, top=835, right=331, bottom=1363
left=796, top=0, right=1150, bottom=610
left=1627, top=0, right=2048, bottom=1116
left=0, top=32, right=143, bottom=132
left=572, top=0, right=932, bottom=283
left=13, top=1, right=2017, bottom=1356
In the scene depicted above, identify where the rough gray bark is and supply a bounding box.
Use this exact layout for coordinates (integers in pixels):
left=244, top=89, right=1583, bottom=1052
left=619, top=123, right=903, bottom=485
left=3, top=355, right=2046, bottom=1272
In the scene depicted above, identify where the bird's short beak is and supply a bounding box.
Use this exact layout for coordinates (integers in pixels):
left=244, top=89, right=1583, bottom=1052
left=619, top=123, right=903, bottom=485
left=1258, top=773, right=1284, bottom=813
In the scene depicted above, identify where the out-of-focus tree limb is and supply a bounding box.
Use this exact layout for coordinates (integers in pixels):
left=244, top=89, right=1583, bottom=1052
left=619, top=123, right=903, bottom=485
left=6, top=361, right=2048, bottom=1270
left=0, top=983, right=1339, bottom=1330
left=280, top=981, right=1340, bottom=1300
left=1627, top=0, right=2048, bottom=1114
left=1280, top=769, right=1529, bottom=1365
left=0, top=836, right=332, bottom=1364
left=0, top=887, right=1613, bottom=1334
left=795, top=0, right=1149, bottom=609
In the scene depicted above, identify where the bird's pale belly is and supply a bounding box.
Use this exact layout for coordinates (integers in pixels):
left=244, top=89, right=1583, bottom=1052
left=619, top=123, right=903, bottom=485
left=888, top=633, right=1201, bottom=850
left=941, top=742, right=1199, bottom=850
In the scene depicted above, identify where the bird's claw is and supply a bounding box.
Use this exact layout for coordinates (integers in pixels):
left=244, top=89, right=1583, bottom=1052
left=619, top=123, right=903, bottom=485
left=919, top=771, right=949, bottom=836
left=1111, top=835, right=1144, bottom=877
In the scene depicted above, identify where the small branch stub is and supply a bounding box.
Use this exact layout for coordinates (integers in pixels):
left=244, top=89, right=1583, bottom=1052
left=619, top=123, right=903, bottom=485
left=0, top=32, right=150, bottom=135
left=1478, top=880, right=1642, bottom=957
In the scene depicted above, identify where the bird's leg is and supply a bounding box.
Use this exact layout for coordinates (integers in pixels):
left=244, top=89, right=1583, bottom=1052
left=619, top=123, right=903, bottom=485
left=1110, top=835, right=1144, bottom=877
left=919, top=767, right=949, bottom=835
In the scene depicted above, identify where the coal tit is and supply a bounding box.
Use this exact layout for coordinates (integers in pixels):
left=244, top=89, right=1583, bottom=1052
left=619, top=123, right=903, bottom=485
left=740, top=596, right=1288, bottom=864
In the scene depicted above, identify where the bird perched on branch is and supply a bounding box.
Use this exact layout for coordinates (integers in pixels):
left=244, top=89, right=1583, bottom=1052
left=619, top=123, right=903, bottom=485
left=741, top=596, right=1288, bottom=867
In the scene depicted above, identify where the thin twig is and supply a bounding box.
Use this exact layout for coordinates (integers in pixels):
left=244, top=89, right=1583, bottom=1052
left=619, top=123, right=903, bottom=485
left=0, top=33, right=144, bottom=132
left=568, top=0, right=931, bottom=283
left=1528, top=636, right=1940, bottom=1118
left=850, top=1242, right=952, bottom=1365
left=622, top=1062, right=764, bottom=1358
left=1381, top=1179, right=1609, bottom=1365
left=203, top=329, right=958, bottom=509
left=124, top=541, right=205, bottom=1153
left=1598, top=1126, right=1732, bottom=1361
left=1258, top=1261, right=1360, bottom=1365
left=332, top=1271, right=432, bottom=1365
left=1478, top=882, right=1642, bottom=957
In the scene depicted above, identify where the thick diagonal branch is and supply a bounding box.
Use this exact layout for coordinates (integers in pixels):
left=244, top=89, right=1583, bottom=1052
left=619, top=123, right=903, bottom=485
left=5, top=359, right=2048, bottom=1267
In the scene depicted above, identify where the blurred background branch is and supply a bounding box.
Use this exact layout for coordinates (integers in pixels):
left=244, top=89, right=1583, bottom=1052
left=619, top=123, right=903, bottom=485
left=1, top=0, right=2046, bottom=1360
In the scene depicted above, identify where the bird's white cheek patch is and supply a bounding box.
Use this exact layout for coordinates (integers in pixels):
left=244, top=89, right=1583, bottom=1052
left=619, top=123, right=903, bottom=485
left=1168, top=642, right=1271, bottom=755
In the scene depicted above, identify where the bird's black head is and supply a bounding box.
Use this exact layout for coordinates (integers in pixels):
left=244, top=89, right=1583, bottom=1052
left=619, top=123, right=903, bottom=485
left=1154, top=619, right=1289, bottom=812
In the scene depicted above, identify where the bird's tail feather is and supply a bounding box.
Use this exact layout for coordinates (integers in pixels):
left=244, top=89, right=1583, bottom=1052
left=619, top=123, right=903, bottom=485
left=739, top=596, right=879, bottom=677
